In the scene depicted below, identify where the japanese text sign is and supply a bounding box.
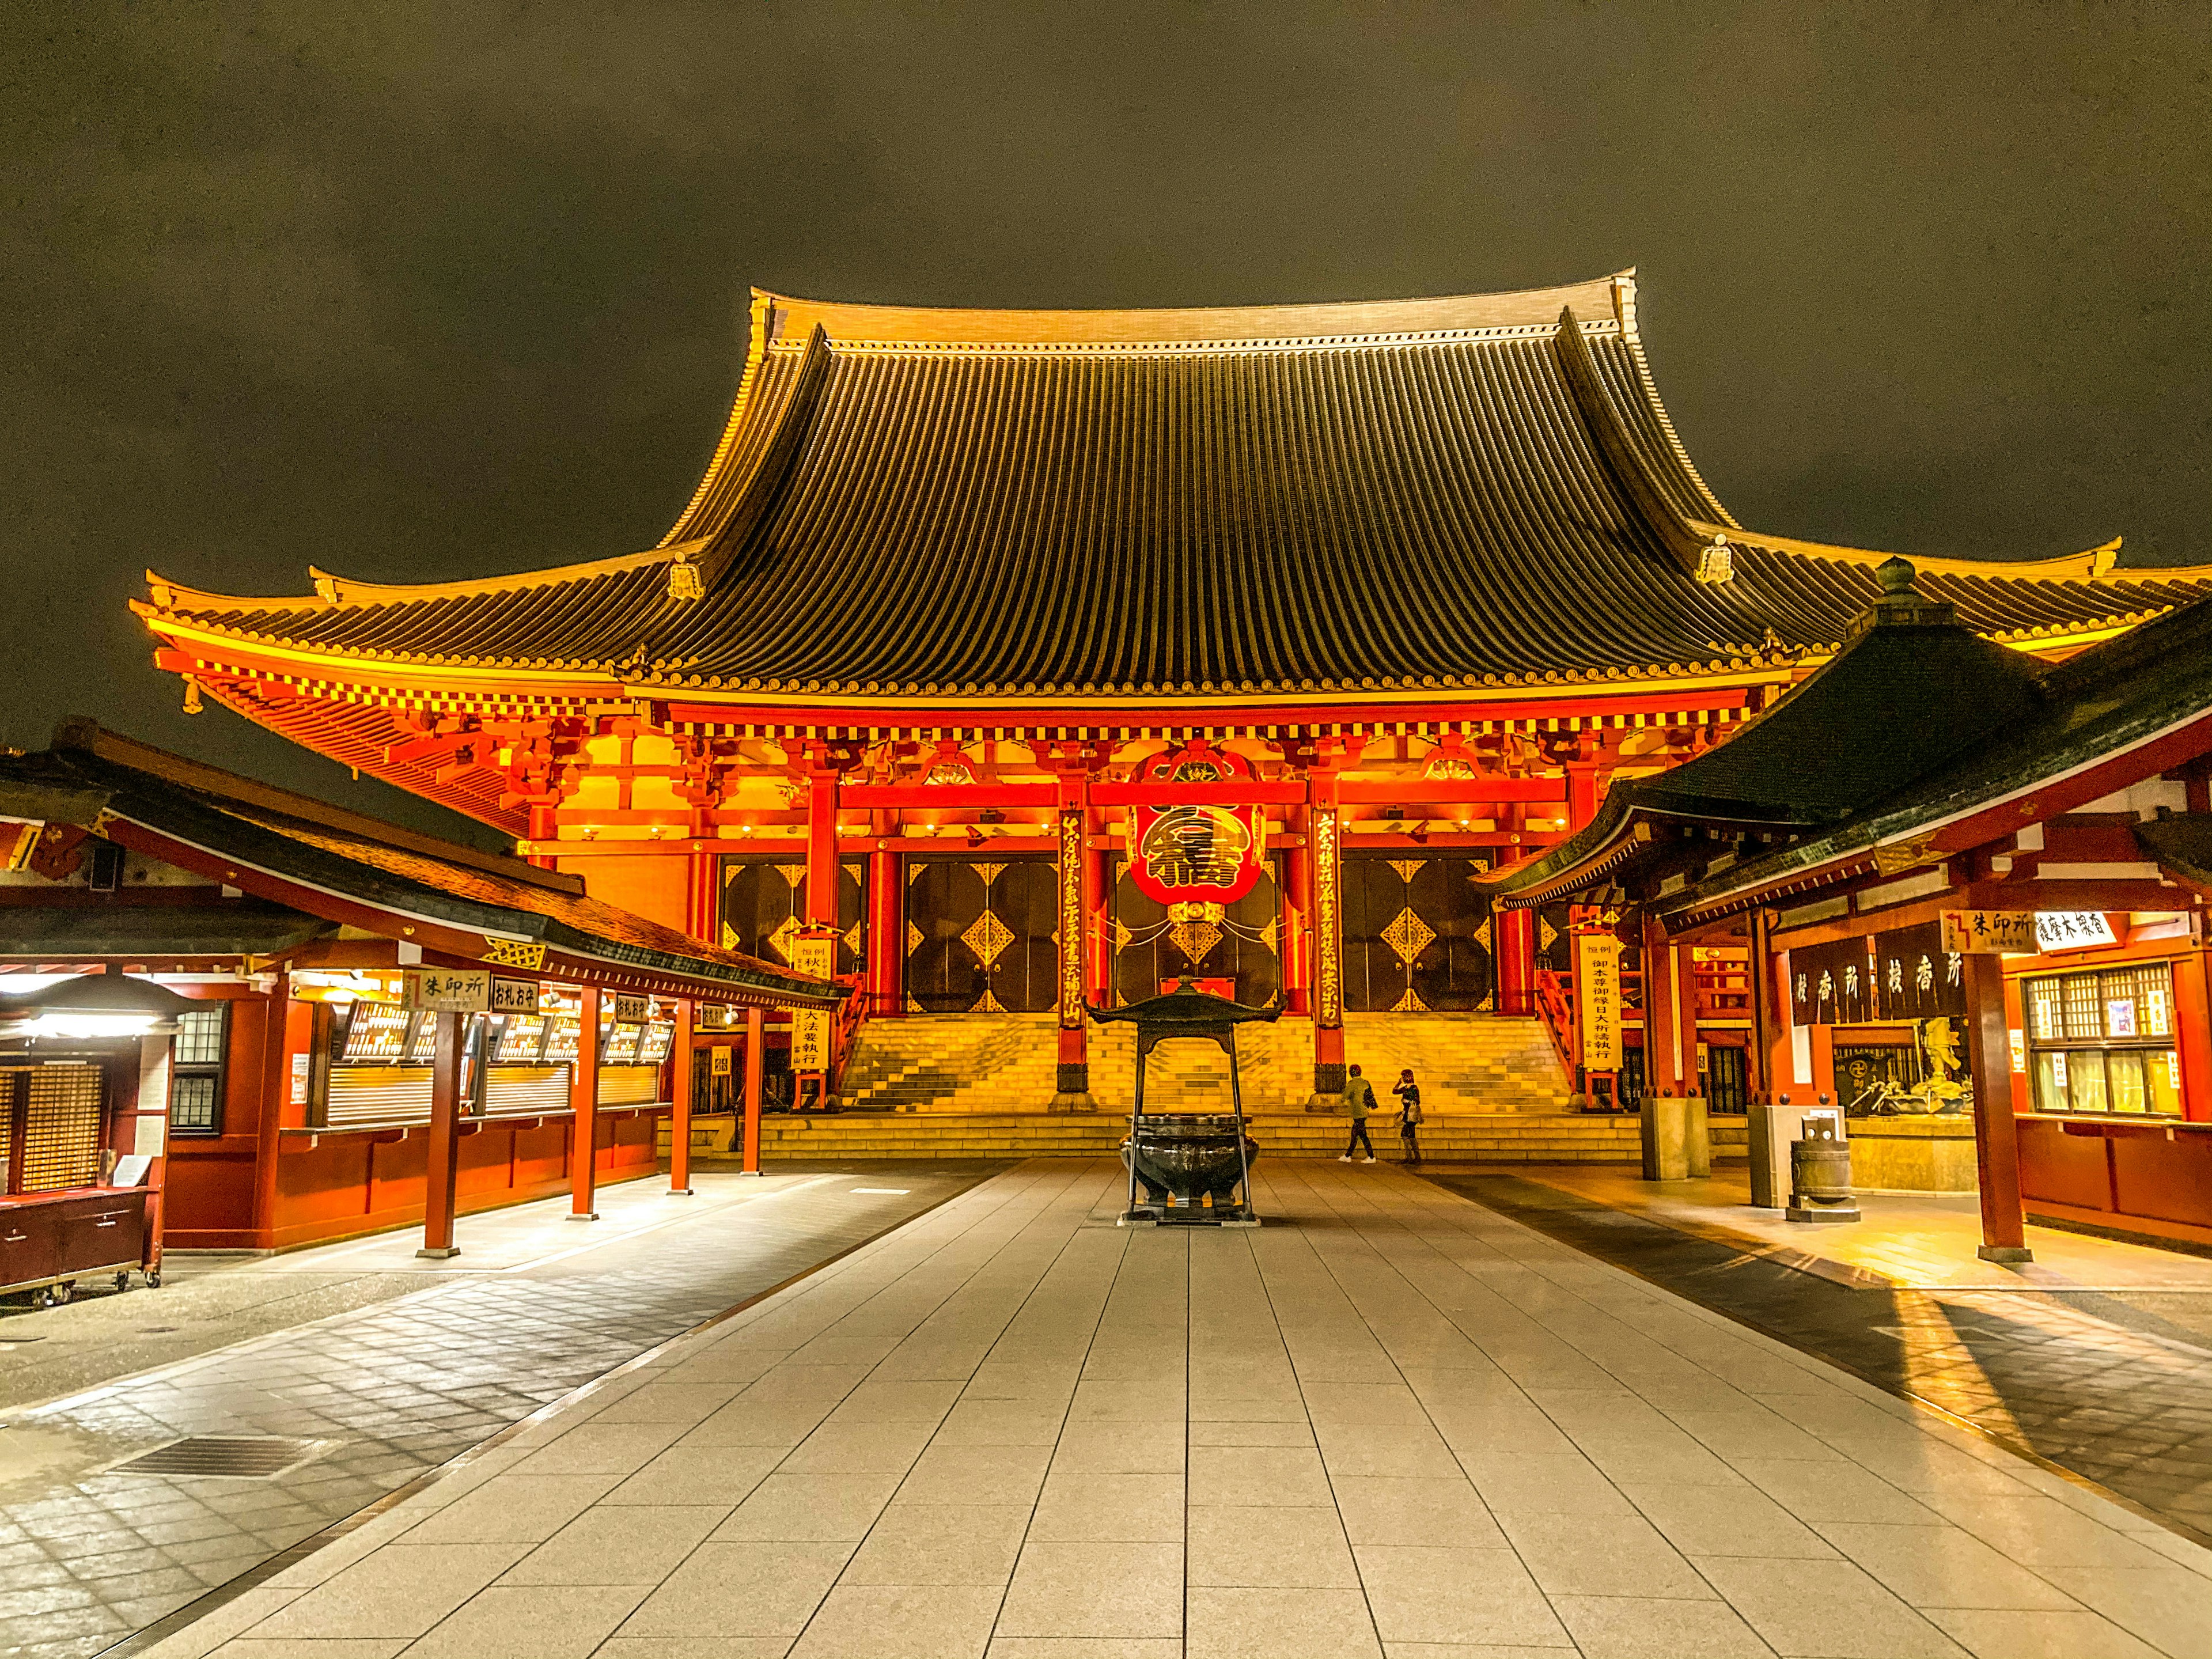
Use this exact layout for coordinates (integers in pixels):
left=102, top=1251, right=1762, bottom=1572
left=1574, top=931, right=1622, bottom=1073
left=788, top=937, right=835, bottom=1071
left=405, top=968, right=490, bottom=1013
left=1940, top=910, right=2036, bottom=955
left=489, top=976, right=539, bottom=1014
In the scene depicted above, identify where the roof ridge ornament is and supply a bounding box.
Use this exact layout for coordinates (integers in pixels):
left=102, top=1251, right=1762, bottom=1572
left=1694, top=533, right=1734, bottom=585
left=666, top=556, right=703, bottom=601
left=1848, top=556, right=1957, bottom=638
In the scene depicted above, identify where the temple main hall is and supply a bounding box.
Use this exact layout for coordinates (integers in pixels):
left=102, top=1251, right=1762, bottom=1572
left=132, top=270, right=2209, bottom=1123
left=3, top=268, right=2210, bottom=1659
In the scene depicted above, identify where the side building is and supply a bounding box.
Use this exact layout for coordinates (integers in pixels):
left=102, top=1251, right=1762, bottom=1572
left=131, top=271, right=2212, bottom=1114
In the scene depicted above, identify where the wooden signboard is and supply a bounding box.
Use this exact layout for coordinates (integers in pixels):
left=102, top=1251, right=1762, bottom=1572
left=710, top=1046, right=733, bottom=1078
left=789, top=937, right=835, bottom=1071
left=1940, top=910, right=2036, bottom=955
left=404, top=968, right=490, bottom=1013
left=489, top=976, right=539, bottom=1014
left=612, top=993, right=649, bottom=1024
left=1574, top=932, right=1622, bottom=1072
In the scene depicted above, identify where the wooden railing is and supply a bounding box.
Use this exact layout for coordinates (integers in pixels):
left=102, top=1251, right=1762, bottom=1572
left=1533, top=967, right=1578, bottom=1078
left=827, top=972, right=870, bottom=1101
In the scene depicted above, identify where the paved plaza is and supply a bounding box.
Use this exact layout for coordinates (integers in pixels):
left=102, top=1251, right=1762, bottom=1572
left=1446, top=1168, right=2212, bottom=1546
left=113, top=1158, right=2212, bottom=1659
left=0, top=1167, right=996, bottom=1659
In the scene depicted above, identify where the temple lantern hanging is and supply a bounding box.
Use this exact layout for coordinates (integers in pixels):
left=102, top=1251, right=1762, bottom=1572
left=1124, top=743, right=1268, bottom=906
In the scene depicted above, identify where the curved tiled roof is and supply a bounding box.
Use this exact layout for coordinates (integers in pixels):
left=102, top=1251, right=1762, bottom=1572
left=141, top=272, right=2212, bottom=700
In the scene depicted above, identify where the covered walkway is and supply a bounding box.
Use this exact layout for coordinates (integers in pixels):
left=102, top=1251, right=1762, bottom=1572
left=140, top=1161, right=2212, bottom=1659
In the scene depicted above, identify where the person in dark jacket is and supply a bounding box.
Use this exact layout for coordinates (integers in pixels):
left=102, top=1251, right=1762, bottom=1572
left=1393, top=1069, right=1424, bottom=1164
left=1338, top=1065, right=1378, bottom=1162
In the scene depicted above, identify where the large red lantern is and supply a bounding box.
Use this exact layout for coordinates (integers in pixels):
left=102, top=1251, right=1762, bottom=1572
left=1124, top=744, right=1268, bottom=906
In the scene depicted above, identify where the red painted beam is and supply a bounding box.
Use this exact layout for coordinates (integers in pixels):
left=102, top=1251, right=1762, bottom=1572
left=1337, top=778, right=1566, bottom=805
left=1089, top=780, right=1307, bottom=806
left=660, top=685, right=1756, bottom=732
left=840, top=783, right=1056, bottom=809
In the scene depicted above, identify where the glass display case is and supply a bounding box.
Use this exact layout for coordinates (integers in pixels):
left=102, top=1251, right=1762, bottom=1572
left=637, top=1020, right=674, bottom=1065
left=338, top=1003, right=411, bottom=1063
left=602, top=1022, right=643, bottom=1065
left=492, top=1013, right=547, bottom=1063
left=542, top=1012, right=582, bottom=1063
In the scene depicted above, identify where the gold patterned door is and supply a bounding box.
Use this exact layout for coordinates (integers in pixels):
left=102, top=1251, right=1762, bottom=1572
left=1341, top=855, right=1495, bottom=1013
left=904, top=856, right=1058, bottom=1014
left=718, top=857, right=866, bottom=976
left=1110, top=856, right=1282, bottom=1007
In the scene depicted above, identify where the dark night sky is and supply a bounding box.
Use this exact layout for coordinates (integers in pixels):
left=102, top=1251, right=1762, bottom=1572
left=3, top=3, right=2205, bottom=851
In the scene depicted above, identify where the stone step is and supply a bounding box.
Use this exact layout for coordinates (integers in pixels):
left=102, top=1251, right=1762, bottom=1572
left=735, top=1111, right=1749, bottom=1164
left=836, top=1010, right=1574, bottom=1116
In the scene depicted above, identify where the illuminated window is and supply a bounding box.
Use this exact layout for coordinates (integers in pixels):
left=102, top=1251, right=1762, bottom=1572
left=2023, top=962, right=2181, bottom=1118
left=169, top=1003, right=229, bottom=1135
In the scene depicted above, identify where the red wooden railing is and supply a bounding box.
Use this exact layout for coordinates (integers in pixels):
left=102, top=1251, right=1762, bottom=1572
left=827, top=972, right=870, bottom=1103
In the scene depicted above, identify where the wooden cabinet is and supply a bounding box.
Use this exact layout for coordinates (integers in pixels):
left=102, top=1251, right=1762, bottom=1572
left=0, top=1188, right=150, bottom=1298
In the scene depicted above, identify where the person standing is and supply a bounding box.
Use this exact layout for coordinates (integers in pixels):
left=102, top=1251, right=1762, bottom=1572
left=1393, top=1069, right=1424, bottom=1164
left=1338, top=1064, right=1377, bottom=1163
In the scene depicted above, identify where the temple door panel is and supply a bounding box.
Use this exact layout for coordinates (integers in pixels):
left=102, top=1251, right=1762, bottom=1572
left=904, top=856, right=1058, bottom=1014
left=718, top=856, right=866, bottom=976
left=1109, top=857, right=1282, bottom=1009
left=1342, top=855, right=1496, bottom=1013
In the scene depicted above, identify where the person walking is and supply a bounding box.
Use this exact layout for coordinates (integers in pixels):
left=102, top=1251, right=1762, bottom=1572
left=1338, top=1064, right=1378, bottom=1163
left=1393, top=1069, right=1424, bottom=1164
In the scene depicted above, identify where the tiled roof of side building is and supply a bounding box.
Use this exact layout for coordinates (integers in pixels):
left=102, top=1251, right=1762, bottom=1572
left=138, top=274, right=2212, bottom=696
left=2, top=724, right=842, bottom=1003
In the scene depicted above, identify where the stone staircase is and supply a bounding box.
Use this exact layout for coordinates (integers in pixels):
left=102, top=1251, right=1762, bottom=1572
left=752, top=1109, right=1749, bottom=1163
left=836, top=1011, right=1572, bottom=1116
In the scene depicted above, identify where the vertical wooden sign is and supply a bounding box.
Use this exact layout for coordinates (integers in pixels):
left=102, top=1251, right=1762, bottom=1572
left=1575, top=931, right=1622, bottom=1072
left=788, top=937, right=835, bottom=1070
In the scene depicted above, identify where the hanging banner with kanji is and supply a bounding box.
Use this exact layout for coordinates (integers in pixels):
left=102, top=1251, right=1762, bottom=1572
left=1574, top=932, right=1622, bottom=1072
left=787, top=936, right=835, bottom=1071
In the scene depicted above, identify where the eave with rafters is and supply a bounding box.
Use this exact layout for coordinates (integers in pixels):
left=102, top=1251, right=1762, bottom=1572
left=134, top=269, right=2211, bottom=840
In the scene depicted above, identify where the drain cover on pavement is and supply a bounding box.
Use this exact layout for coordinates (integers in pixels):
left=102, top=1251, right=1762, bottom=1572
left=112, top=1437, right=319, bottom=1478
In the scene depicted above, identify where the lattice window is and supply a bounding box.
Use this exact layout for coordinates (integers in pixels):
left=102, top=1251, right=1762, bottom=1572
left=169, top=1003, right=229, bottom=1135
left=22, top=1063, right=103, bottom=1192
left=2023, top=962, right=2182, bottom=1118
left=2058, top=975, right=2102, bottom=1041
left=2025, top=979, right=2064, bottom=1042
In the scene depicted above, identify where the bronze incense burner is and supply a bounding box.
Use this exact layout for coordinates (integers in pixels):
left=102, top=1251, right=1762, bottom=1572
left=1092, top=976, right=1279, bottom=1226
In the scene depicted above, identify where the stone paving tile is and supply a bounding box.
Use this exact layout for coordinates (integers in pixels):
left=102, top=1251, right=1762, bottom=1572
left=107, top=1159, right=2212, bottom=1658
left=0, top=1166, right=999, bottom=1659
left=1440, top=1169, right=2212, bottom=1545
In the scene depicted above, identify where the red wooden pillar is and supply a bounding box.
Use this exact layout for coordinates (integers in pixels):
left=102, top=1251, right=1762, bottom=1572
left=1964, top=952, right=2032, bottom=1262
left=805, top=770, right=839, bottom=927
left=1283, top=806, right=1310, bottom=1018
left=1565, top=761, right=1604, bottom=832
left=1639, top=912, right=1681, bottom=1097
left=419, top=1012, right=464, bottom=1259
left=741, top=1003, right=764, bottom=1175
left=569, top=986, right=601, bottom=1221
left=1085, top=797, right=1112, bottom=1005
left=867, top=846, right=902, bottom=1017
left=669, top=997, right=695, bottom=1195
left=685, top=848, right=720, bottom=945
left=1495, top=907, right=1534, bottom=1017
